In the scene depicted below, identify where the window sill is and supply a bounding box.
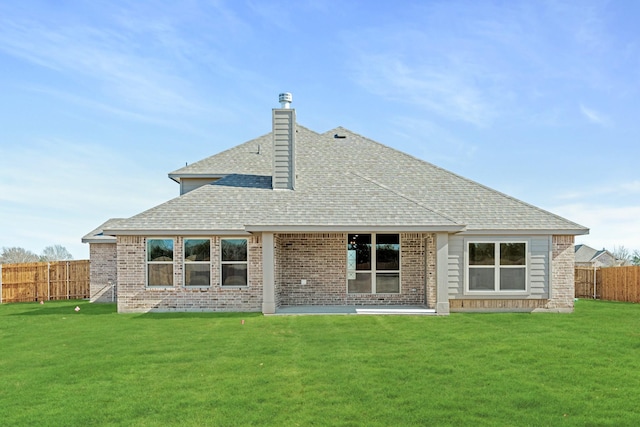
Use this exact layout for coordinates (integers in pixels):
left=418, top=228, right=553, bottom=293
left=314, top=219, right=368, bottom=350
left=347, top=292, right=402, bottom=295
left=220, top=286, right=249, bottom=290
left=146, top=286, right=175, bottom=290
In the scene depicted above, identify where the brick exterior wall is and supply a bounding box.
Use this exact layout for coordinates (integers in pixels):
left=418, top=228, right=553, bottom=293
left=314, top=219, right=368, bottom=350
left=89, top=243, right=117, bottom=303
left=275, top=233, right=430, bottom=307
left=547, top=235, right=575, bottom=311
left=116, top=235, right=262, bottom=313
left=99, top=231, right=573, bottom=313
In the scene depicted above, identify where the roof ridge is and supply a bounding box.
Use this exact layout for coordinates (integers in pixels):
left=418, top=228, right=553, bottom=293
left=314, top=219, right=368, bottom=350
left=348, top=171, right=463, bottom=226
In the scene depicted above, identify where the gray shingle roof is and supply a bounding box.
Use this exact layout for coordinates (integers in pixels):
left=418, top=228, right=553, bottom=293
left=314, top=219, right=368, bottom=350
left=82, top=218, right=124, bottom=243
left=103, top=125, right=588, bottom=235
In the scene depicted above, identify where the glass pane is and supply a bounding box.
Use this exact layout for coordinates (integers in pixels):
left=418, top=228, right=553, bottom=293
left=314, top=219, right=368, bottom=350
left=147, top=239, right=173, bottom=262
left=500, top=268, right=526, bottom=290
left=185, top=239, right=210, bottom=262
left=500, top=243, right=526, bottom=265
left=347, top=249, right=356, bottom=271
left=376, top=234, right=399, bottom=271
left=376, top=273, right=400, bottom=293
left=348, top=272, right=371, bottom=293
left=185, top=264, right=210, bottom=287
left=348, top=234, right=371, bottom=270
left=148, top=264, right=173, bottom=287
left=221, top=239, right=247, bottom=262
left=469, top=267, right=495, bottom=290
left=222, top=264, right=247, bottom=286
left=469, top=243, right=494, bottom=265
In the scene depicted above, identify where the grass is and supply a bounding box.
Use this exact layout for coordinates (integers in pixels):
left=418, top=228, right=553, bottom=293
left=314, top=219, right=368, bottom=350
left=1, top=300, right=640, bottom=426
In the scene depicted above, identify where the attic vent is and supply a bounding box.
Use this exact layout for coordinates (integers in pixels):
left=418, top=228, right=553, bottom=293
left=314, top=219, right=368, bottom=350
left=334, top=134, right=346, bottom=139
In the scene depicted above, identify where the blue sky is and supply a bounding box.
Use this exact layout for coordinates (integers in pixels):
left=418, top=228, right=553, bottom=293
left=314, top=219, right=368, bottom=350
left=1, top=0, right=638, bottom=259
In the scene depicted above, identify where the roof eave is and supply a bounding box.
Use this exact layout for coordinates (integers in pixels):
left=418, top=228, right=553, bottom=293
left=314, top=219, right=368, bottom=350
left=103, top=228, right=252, bottom=236
left=167, top=173, right=228, bottom=183
left=458, top=228, right=589, bottom=236
left=81, top=236, right=117, bottom=244
left=244, top=225, right=466, bottom=233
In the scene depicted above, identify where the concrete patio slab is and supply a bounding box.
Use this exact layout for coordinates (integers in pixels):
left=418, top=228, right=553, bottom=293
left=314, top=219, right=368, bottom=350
left=272, top=305, right=436, bottom=315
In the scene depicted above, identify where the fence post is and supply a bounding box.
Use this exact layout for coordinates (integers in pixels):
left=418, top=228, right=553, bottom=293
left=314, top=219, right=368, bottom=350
left=0, top=264, right=3, bottom=304
left=593, top=267, right=597, bottom=299
left=66, top=261, right=70, bottom=300
left=47, top=262, right=51, bottom=301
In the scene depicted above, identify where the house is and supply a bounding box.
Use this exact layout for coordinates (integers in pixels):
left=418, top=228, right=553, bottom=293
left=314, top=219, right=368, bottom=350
left=574, top=244, right=621, bottom=268
left=82, top=93, right=588, bottom=314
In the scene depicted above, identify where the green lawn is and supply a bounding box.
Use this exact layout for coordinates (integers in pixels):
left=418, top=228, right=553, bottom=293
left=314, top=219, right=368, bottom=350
left=1, top=300, right=639, bottom=426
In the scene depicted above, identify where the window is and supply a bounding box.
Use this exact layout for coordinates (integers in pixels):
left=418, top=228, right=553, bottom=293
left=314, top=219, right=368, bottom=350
left=221, top=239, right=248, bottom=287
left=468, top=242, right=526, bottom=292
left=147, top=239, right=174, bottom=287
left=184, top=239, right=210, bottom=287
left=347, top=234, right=400, bottom=294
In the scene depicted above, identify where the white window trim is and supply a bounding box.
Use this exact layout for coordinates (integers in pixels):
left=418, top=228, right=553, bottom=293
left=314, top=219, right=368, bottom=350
left=220, top=237, right=249, bottom=288
left=183, top=238, right=211, bottom=288
left=464, top=238, right=529, bottom=295
left=146, top=237, right=175, bottom=288
left=347, top=233, right=402, bottom=294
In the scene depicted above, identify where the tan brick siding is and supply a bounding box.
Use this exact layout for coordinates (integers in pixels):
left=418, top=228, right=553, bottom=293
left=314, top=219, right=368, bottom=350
left=547, top=235, right=575, bottom=311
left=275, top=233, right=430, bottom=307
left=116, top=235, right=262, bottom=313
left=89, top=243, right=117, bottom=303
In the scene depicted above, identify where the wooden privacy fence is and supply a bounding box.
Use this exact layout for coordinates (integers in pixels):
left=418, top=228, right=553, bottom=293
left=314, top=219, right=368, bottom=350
left=0, top=260, right=90, bottom=303
left=575, top=267, right=601, bottom=299
left=575, top=266, right=640, bottom=303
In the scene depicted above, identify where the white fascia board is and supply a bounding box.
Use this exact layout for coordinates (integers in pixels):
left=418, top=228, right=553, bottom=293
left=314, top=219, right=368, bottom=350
left=167, top=173, right=227, bottom=183
left=457, top=228, right=590, bottom=236
left=81, top=237, right=117, bottom=244
left=244, top=224, right=466, bottom=233
left=103, top=228, right=251, bottom=236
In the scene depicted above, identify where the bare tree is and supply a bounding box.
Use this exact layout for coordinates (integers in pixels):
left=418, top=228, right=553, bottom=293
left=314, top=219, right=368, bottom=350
left=612, top=246, right=632, bottom=266
left=40, top=245, right=74, bottom=262
left=0, top=247, right=39, bottom=264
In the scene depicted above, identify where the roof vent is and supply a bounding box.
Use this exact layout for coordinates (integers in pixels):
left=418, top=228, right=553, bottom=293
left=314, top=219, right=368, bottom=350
left=278, top=92, right=293, bottom=109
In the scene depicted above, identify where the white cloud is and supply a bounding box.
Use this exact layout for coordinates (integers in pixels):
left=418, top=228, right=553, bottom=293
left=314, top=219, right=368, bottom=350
left=555, top=181, right=640, bottom=201
left=552, top=203, right=640, bottom=252
left=0, top=139, right=176, bottom=259
left=580, top=104, right=612, bottom=126
left=0, top=18, right=203, bottom=114
left=350, top=51, right=498, bottom=127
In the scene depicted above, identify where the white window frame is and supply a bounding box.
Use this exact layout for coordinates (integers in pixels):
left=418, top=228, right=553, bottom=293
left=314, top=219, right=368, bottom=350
left=347, top=233, right=401, bottom=294
left=146, top=238, right=175, bottom=288
left=465, top=239, right=529, bottom=295
left=183, top=238, right=211, bottom=288
left=220, top=238, right=249, bottom=288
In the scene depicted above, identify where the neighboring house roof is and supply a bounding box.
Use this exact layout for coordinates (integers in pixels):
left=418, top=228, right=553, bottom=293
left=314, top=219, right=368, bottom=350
left=102, top=125, right=588, bottom=236
left=574, top=244, right=618, bottom=267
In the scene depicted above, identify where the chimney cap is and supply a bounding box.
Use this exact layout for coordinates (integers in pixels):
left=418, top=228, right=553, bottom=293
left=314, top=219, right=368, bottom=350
left=278, top=92, right=293, bottom=108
